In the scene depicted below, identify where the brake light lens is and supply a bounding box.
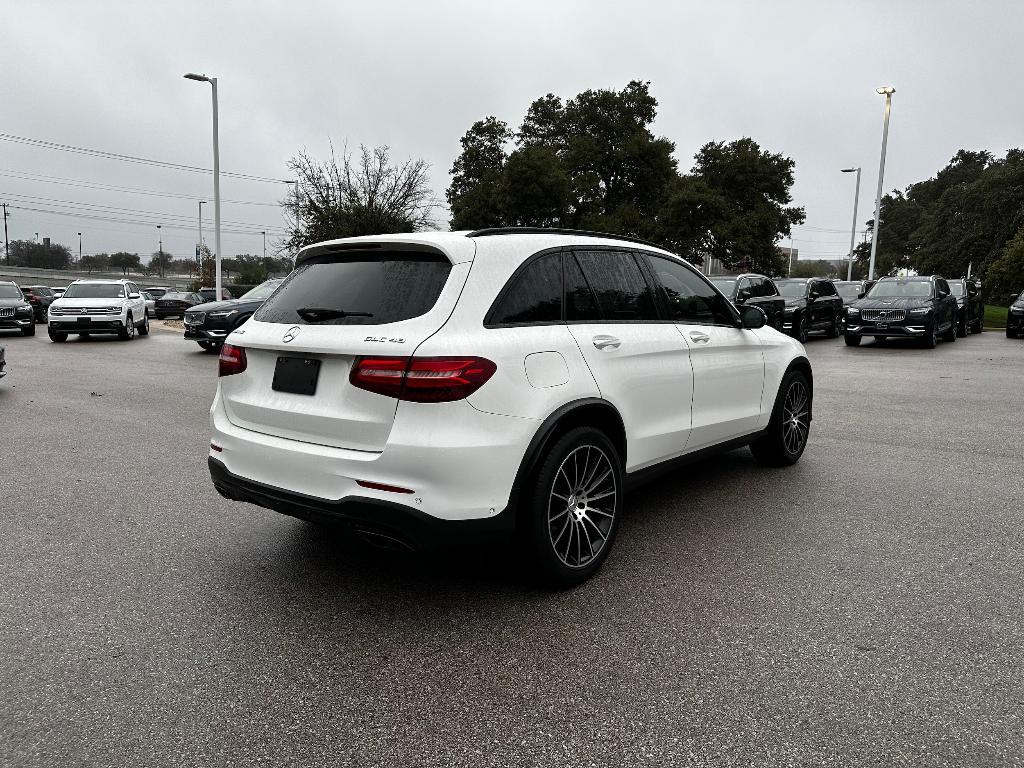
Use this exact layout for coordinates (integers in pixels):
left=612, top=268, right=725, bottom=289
left=350, top=356, right=497, bottom=402
left=218, top=344, right=247, bottom=376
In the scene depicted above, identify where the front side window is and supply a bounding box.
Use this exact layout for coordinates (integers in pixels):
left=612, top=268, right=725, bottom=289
left=62, top=283, right=125, bottom=299
left=761, top=278, right=779, bottom=297
left=643, top=255, right=737, bottom=326
left=254, top=253, right=452, bottom=326
left=573, top=250, right=659, bottom=321
left=489, top=253, right=562, bottom=325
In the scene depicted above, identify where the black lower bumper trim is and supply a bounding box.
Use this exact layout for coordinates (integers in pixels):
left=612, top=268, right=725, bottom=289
left=208, top=457, right=516, bottom=551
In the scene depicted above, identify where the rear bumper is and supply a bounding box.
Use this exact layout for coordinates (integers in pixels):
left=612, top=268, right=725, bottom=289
left=209, top=457, right=515, bottom=550
left=209, top=390, right=539, bottom=524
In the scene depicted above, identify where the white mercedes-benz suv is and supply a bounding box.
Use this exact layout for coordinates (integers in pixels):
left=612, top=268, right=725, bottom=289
left=209, top=229, right=812, bottom=585
left=48, top=279, right=150, bottom=342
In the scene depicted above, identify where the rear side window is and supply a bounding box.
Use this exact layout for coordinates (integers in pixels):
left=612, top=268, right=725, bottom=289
left=254, top=255, right=451, bottom=326
left=564, top=253, right=602, bottom=321
left=573, top=250, right=659, bottom=321
left=489, top=252, right=562, bottom=325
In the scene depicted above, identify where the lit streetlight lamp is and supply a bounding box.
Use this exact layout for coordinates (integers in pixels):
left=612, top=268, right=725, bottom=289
left=868, top=87, right=895, bottom=281
left=184, top=72, right=222, bottom=299
left=841, top=168, right=861, bottom=281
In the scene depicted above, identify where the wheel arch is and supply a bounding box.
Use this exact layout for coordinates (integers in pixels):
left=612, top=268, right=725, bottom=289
left=782, top=355, right=813, bottom=421
left=509, top=398, right=627, bottom=511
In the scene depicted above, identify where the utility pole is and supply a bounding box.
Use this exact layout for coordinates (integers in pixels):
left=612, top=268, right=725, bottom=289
left=78, top=232, right=83, bottom=264
left=1, top=203, right=9, bottom=266
left=157, top=225, right=163, bottom=278
left=262, top=231, right=266, bottom=259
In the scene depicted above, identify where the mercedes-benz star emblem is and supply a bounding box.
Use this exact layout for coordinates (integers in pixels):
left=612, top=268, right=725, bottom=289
left=282, top=326, right=301, bottom=343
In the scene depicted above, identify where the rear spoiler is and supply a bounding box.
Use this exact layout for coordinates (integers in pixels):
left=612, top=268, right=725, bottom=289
left=295, top=242, right=451, bottom=268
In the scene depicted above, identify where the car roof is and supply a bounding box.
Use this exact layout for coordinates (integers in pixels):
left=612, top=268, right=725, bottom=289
left=296, top=229, right=678, bottom=267
left=70, top=278, right=131, bottom=284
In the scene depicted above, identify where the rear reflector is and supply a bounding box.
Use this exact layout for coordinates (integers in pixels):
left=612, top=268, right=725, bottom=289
left=350, top=356, right=496, bottom=402
left=218, top=344, right=247, bottom=376
left=356, top=480, right=415, bottom=494
left=210, top=442, right=223, bottom=453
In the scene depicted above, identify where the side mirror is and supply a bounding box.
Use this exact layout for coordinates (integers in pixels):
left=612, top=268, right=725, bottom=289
left=740, top=305, right=767, bottom=329
left=129, top=292, right=141, bottom=299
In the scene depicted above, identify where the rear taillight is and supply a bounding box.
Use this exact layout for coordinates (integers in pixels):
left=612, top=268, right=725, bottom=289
left=350, top=356, right=497, bottom=402
left=218, top=344, right=247, bottom=376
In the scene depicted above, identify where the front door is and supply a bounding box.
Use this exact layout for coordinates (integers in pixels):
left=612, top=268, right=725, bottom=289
left=641, top=254, right=766, bottom=451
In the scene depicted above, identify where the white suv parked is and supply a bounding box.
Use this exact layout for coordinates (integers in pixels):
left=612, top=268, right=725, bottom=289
left=209, top=229, right=812, bottom=585
left=48, top=279, right=150, bottom=342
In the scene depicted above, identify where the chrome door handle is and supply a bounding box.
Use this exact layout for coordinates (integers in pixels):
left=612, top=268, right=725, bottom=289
left=592, top=335, right=621, bottom=350
left=689, top=331, right=711, bottom=344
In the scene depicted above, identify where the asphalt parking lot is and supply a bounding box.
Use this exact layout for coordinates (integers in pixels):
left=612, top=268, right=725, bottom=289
left=2, top=326, right=1022, bottom=767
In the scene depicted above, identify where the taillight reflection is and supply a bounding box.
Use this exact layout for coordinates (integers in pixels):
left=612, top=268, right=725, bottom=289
left=218, top=344, right=247, bottom=376
left=350, top=356, right=496, bottom=402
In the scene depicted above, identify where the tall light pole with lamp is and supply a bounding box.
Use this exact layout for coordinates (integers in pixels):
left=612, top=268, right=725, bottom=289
left=157, top=225, right=163, bottom=278
left=841, top=167, right=861, bottom=280
left=868, top=87, right=895, bottom=281
left=184, top=72, right=222, bottom=299
left=78, top=232, right=82, bottom=264
left=198, top=200, right=206, bottom=271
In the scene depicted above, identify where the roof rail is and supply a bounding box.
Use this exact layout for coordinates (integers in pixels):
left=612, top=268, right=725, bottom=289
left=466, top=226, right=666, bottom=250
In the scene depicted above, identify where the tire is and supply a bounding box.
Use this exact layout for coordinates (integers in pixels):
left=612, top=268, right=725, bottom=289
left=826, top=314, right=840, bottom=338
left=942, top=320, right=957, bottom=342
left=844, top=333, right=861, bottom=347
left=971, top=317, right=983, bottom=334
left=922, top=322, right=938, bottom=349
left=794, top=314, right=808, bottom=344
left=138, top=314, right=149, bottom=336
left=22, top=321, right=35, bottom=337
left=118, top=313, right=136, bottom=341
left=48, top=329, right=68, bottom=343
left=1007, top=327, right=1017, bottom=339
left=956, top=317, right=967, bottom=337
left=750, top=369, right=812, bottom=467
left=524, top=426, right=624, bottom=588
left=197, top=340, right=217, bottom=352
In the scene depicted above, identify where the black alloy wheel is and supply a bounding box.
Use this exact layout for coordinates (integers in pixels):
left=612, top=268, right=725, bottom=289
left=795, top=314, right=808, bottom=343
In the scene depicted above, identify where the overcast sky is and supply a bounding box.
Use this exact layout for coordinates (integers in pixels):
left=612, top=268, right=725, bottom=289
left=3, top=0, right=1022, bottom=263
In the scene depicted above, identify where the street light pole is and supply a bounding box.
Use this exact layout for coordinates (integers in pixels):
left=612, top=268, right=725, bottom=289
left=157, top=225, right=163, bottom=278
left=2, top=203, right=9, bottom=266
left=841, top=168, right=862, bottom=281
left=185, top=72, right=222, bottom=299
left=262, top=231, right=266, bottom=259
left=868, top=87, right=895, bottom=281
left=78, top=232, right=82, bottom=263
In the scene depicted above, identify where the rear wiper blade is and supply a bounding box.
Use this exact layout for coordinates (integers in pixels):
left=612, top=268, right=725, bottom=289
left=295, top=306, right=374, bottom=323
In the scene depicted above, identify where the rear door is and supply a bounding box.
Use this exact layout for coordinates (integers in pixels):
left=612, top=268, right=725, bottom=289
left=641, top=254, right=765, bottom=450
left=563, top=248, right=693, bottom=471
left=219, top=250, right=467, bottom=452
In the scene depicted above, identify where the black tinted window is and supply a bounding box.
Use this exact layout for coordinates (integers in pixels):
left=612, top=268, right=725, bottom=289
left=644, top=255, right=736, bottom=326
left=254, top=255, right=452, bottom=326
left=564, top=253, right=602, bottom=321
left=760, top=278, right=778, bottom=297
left=490, top=253, right=562, bottom=325
left=573, top=250, right=658, bottom=321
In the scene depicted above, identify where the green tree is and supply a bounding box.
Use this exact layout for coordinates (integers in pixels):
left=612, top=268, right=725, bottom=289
left=447, top=82, right=803, bottom=269
left=8, top=239, right=72, bottom=269
left=144, top=250, right=170, bottom=276
left=80, top=253, right=110, bottom=273
left=110, top=251, right=142, bottom=275
left=693, top=138, right=805, bottom=274
left=282, top=143, right=435, bottom=253
left=985, top=224, right=1024, bottom=302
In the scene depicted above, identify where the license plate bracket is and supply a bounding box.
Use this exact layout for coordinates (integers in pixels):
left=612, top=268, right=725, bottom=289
left=876, top=322, right=888, bottom=329
left=272, top=357, right=320, bottom=396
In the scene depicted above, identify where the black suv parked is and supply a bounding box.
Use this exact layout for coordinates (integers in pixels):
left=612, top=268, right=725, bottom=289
left=21, top=285, right=55, bottom=322
left=774, top=278, right=844, bottom=342
left=1007, top=292, right=1024, bottom=338
left=183, top=278, right=284, bottom=351
left=709, top=274, right=786, bottom=330
left=947, top=278, right=984, bottom=336
left=845, top=275, right=958, bottom=348
left=0, top=281, right=36, bottom=336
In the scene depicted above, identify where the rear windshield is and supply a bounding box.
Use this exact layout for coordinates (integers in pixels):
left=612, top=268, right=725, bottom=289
left=254, top=255, right=452, bottom=326
left=0, top=285, right=22, bottom=299
left=775, top=280, right=808, bottom=297
left=62, top=283, right=125, bottom=299
left=709, top=278, right=736, bottom=294
left=162, top=292, right=194, bottom=301
left=948, top=282, right=964, bottom=297
left=834, top=283, right=862, bottom=299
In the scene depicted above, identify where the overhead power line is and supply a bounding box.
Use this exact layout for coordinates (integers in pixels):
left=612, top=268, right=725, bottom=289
left=0, top=132, right=293, bottom=184
left=0, top=168, right=283, bottom=206
left=9, top=203, right=285, bottom=238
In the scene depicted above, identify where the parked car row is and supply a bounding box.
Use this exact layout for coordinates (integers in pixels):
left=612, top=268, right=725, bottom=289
left=1007, top=293, right=1024, bottom=338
